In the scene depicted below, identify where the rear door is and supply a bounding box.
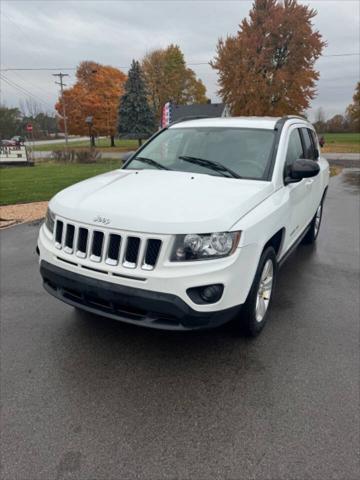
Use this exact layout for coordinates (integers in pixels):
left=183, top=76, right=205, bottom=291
left=300, top=127, right=322, bottom=217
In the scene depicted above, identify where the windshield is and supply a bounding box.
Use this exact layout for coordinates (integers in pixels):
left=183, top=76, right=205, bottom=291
left=124, top=127, right=275, bottom=180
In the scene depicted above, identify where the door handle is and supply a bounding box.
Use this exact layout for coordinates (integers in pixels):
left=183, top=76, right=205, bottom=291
left=305, top=179, right=314, bottom=187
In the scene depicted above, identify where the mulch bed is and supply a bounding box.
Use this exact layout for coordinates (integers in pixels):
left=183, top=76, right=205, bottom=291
left=0, top=201, right=48, bottom=229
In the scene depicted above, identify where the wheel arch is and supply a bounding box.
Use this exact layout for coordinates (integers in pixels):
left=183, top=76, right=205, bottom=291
left=262, top=228, right=286, bottom=259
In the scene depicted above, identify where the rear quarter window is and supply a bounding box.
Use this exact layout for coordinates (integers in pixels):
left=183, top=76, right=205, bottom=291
left=301, top=128, right=317, bottom=160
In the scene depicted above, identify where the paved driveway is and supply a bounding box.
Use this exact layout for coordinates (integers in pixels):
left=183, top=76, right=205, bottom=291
left=1, top=170, right=359, bottom=480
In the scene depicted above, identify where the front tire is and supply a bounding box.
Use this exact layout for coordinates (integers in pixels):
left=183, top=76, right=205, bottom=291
left=235, top=246, right=277, bottom=337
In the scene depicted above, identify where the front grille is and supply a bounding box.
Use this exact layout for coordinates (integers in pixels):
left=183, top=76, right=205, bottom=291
left=54, top=219, right=163, bottom=271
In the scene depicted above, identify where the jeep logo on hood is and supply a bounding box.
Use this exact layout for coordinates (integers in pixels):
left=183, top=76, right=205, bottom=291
left=93, top=215, right=111, bottom=225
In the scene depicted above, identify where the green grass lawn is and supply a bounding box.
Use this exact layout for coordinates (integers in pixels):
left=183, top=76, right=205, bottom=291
left=34, top=138, right=138, bottom=152
left=322, top=132, right=360, bottom=153
left=0, top=160, right=121, bottom=205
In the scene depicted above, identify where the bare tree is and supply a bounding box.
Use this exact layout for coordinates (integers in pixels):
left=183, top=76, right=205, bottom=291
left=19, top=98, right=44, bottom=118
left=314, top=107, right=325, bottom=124
left=313, top=107, right=326, bottom=133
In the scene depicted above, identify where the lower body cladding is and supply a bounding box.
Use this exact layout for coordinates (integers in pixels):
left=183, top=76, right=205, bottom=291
left=38, top=227, right=261, bottom=331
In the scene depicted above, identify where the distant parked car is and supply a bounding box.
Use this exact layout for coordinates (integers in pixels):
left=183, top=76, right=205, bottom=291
left=1, top=139, right=16, bottom=147
left=11, top=136, right=25, bottom=145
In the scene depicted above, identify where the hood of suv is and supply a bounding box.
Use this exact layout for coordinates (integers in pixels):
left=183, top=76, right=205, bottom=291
left=51, top=169, right=274, bottom=234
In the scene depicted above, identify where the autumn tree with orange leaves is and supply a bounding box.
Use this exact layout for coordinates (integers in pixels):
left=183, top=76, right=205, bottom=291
left=211, top=0, right=326, bottom=116
left=346, top=82, right=360, bottom=132
left=55, top=61, right=126, bottom=146
left=142, top=45, right=208, bottom=122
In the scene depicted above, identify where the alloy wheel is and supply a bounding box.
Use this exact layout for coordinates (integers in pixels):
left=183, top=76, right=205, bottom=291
left=255, top=259, right=274, bottom=323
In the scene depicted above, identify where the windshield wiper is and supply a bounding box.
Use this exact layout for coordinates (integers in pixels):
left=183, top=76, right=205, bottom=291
left=131, top=156, right=171, bottom=171
left=178, top=155, right=241, bottom=179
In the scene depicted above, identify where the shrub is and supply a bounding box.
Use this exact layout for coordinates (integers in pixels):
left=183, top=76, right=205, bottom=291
left=75, top=149, right=102, bottom=163
left=52, top=150, right=76, bottom=163
left=51, top=149, right=101, bottom=164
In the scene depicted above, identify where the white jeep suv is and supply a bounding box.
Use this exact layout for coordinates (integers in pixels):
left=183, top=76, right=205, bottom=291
left=38, top=116, right=329, bottom=336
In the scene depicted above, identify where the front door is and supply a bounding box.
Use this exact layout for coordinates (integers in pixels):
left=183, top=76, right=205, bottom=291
left=282, top=127, right=310, bottom=252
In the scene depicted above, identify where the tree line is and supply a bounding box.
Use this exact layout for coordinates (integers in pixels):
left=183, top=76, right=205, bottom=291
left=313, top=84, right=360, bottom=133
left=54, top=44, right=208, bottom=145
left=0, top=98, right=59, bottom=140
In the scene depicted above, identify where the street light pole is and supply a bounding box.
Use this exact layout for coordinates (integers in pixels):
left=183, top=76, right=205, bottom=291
left=53, top=72, right=69, bottom=153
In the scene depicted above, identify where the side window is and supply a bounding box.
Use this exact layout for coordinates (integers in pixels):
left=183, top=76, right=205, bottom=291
left=285, top=129, right=303, bottom=176
left=308, top=129, right=319, bottom=159
left=301, top=128, right=316, bottom=160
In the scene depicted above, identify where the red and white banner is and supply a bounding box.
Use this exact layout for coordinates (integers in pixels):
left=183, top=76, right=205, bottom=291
left=161, top=102, right=172, bottom=128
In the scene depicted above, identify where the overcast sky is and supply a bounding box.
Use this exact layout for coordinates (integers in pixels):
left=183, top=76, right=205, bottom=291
left=1, top=0, right=359, bottom=120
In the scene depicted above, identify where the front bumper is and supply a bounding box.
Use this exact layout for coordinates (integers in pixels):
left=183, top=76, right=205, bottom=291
left=38, top=223, right=262, bottom=330
left=40, top=261, right=240, bottom=330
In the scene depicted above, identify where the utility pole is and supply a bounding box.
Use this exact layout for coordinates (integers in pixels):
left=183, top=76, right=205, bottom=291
left=53, top=72, right=69, bottom=152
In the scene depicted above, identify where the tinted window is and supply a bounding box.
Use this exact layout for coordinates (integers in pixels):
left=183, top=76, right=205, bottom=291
left=285, top=129, right=303, bottom=176
left=308, top=129, right=319, bottom=159
left=125, top=127, right=276, bottom=180
left=301, top=128, right=316, bottom=160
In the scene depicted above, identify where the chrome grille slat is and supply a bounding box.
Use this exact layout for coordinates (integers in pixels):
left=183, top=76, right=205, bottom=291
left=76, top=227, right=88, bottom=258
left=106, top=234, right=121, bottom=266
left=90, top=231, right=104, bottom=262
left=142, top=239, right=162, bottom=270
left=55, top=220, right=64, bottom=249
left=53, top=220, right=163, bottom=272
left=64, top=224, right=75, bottom=254
left=123, top=237, right=141, bottom=268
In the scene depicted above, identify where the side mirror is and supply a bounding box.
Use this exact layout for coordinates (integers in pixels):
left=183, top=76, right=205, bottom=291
left=285, top=159, right=320, bottom=184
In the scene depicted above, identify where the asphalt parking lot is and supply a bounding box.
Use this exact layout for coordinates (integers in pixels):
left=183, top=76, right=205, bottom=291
left=1, top=169, right=359, bottom=480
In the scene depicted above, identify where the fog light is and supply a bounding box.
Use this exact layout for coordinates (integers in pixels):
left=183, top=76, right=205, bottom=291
left=200, top=285, right=223, bottom=303
left=187, top=284, right=224, bottom=305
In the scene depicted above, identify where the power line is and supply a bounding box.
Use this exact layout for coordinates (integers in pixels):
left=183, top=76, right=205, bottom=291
left=0, top=74, right=51, bottom=108
left=2, top=12, right=36, bottom=47
left=1, top=53, right=359, bottom=72
left=0, top=73, right=54, bottom=111
left=322, top=53, right=360, bottom=57
left=1, top=68, right=77, bottom=72
left=11, top=70, right=55, bottom=102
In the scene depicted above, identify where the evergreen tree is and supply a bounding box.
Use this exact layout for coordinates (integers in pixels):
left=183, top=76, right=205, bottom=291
left=118, top=60, right=156, bottom=146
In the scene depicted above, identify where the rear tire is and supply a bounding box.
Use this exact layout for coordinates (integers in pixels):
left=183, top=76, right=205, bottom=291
left=302, top=198, right=324, bottom=245
left=234, top=246, right=277, bottom=337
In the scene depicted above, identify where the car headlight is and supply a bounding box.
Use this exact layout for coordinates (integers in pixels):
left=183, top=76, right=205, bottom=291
left=171, top=232, right=241, bottom=261
left=44, top=207, right=55, bottom=233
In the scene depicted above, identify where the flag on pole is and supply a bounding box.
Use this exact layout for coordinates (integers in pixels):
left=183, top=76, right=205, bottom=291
left=161, top=102, right=172, bottom=128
